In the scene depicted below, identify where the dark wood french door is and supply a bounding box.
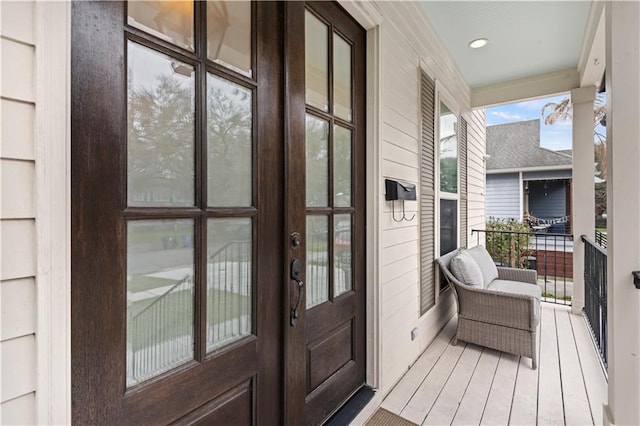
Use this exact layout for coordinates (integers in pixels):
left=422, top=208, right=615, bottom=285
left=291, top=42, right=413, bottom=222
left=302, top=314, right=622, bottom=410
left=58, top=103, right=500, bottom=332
left=283, top=2, right=366, bottom=425
left=71, top=2, right=364, bottom=424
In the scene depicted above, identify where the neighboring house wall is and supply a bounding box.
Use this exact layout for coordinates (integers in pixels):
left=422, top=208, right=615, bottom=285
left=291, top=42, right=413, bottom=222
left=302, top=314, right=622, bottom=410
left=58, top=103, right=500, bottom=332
left=486, top=173, right=520, bottom=220
left=375, top=1, right=485, bottom=394
left=528, top=180, right=567, bottom=220
left=523, top=169, right=572, bottom=180
left=1, top=2, right=37, bottom=423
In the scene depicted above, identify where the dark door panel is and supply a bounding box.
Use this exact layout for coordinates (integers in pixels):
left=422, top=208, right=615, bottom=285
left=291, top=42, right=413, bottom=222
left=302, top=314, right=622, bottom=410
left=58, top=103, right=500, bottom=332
left=72, top=2, right=284, bottom=424
left=284, top=2, right=366, bottom=424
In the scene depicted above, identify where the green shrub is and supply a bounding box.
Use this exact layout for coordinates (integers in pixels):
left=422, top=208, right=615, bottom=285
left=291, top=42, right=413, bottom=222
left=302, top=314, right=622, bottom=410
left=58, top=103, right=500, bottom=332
left=485, top=218, right=532, bottom=269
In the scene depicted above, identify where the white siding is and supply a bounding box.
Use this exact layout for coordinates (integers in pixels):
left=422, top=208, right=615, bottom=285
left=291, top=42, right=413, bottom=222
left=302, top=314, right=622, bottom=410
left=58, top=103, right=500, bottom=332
left=374, top=2, right=486, bottom=395
left=0, top=1, right=37, bottom=420
left=486, top=173, right=521, bottom=220
left=1, top=392, right=36, bottom=425
left=1, top=278, right=36, bottom=341
left=466, top=109, right=487, bottom=246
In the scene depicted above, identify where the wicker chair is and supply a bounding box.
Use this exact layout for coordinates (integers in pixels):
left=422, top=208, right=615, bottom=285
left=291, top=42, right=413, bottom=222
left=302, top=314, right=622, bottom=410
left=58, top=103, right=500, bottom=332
left=435, top=249, right=541, bottom=369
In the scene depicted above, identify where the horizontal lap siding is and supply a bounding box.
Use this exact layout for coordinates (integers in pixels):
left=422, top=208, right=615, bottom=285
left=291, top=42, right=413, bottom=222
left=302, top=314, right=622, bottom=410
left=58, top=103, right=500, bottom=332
left=460, top=118, right=468, bottom=248
left=486, top=173, right=520, bottom=219
left=466, top=110, right=486, bottom=246
left=376, top=2, right=485, bottom=394
left=0, top=1, right=37, bottom=422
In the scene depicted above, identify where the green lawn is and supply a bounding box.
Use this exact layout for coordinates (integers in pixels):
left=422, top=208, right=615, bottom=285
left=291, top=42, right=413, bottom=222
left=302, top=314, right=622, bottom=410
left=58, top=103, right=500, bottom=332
left=128, top=288, right=250, bottom=351
left=128, top=275, right=176, bottom=293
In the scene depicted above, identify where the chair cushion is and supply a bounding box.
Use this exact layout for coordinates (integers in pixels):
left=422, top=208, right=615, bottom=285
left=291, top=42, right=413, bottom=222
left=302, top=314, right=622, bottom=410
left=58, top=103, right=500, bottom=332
left=487, top=279, right=542, bottom=326
left=450, top=250, right=484, bottom=288
left=468, top=245, right=499, bottom=285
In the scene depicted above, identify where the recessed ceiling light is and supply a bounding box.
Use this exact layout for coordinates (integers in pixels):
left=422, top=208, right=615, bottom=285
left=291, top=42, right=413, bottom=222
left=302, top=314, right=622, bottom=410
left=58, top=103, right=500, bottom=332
left=469, top=38, right=488, bottom=49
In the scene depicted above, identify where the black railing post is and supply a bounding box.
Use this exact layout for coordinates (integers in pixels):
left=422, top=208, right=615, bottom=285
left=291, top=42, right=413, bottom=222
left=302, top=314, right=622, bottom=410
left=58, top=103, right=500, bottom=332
left=581, top=235, right=608, bottom=369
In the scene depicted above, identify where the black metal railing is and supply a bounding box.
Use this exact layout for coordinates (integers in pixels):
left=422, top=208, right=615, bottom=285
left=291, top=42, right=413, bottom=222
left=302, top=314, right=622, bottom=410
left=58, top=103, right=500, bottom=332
left=472, top=229, right=574, bottom=305
left=595, top=230, right=608, bottom=250
left=582, top=235, right=608, bottom=368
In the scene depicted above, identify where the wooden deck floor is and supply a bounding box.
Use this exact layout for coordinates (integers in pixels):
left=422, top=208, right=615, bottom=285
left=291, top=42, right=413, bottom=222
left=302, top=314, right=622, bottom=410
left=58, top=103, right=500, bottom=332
left=375, top=304, right=607, bottom=426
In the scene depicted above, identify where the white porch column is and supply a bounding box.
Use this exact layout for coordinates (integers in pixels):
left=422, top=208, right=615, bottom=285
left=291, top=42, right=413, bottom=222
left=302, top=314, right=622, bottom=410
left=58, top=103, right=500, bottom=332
left=604, top=1, right=640, bottom=425
left=570, top=86, right=596, bottom=314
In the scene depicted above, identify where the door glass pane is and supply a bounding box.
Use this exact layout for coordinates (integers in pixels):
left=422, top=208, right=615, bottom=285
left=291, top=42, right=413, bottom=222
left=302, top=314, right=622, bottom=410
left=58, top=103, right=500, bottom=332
left=305, top=11, right=329, bottom=111
left=306, top=115, right=329, bottom=207
left=127, top=41, right=195, bottom=207
left=126, top=219, right=195, bottom=387
left=439, top=102, right=458, bottom=193
left=334, top=214, right=352, bottom=297
left=207, top=74, right=253, bottom=207
left=333, top=34, right=352, bottom=121
left=334, top=125, right=352, bottom=207
left=128, top=1, right=194, bottom=51
left=207, top=218, right=252, bottom=352
left=207, top=1, right=252, bottom=76
left=307, top=216, right=329, bottom=308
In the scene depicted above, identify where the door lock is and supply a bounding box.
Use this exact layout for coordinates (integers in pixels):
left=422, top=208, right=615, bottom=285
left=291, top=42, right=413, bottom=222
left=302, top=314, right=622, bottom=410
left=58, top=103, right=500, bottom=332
left=290, top=232, right=302, bottom=249
left=290, top=258, right=304, bottom=326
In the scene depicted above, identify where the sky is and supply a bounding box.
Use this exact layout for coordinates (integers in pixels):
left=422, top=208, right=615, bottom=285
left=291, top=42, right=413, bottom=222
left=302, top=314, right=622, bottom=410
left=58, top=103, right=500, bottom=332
left=486, top=95, right=573, bottom=151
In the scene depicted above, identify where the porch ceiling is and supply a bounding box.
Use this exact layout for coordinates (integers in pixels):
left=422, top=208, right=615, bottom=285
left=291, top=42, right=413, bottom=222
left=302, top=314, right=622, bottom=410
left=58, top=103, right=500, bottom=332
left=419, top=1, right=592, bottom=90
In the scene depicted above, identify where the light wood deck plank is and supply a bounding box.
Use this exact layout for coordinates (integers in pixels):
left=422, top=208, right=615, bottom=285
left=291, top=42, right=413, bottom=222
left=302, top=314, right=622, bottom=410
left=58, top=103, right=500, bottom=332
left=451, top=348, right=500, bottom=426
left=422, top=344, right=483, bottom=425
left=381, top=318, right=456, bottom=414
left=536, top=305, right=565, bottom=425
left=556, top=309, right=594, bottom=425
left=508, top=322, right=541, bottom=426
left=480, top=353, right=519, bottom=425
left=400, top=342, right=466, bottom=424
left=375, top=304, right=608, bottom=426
left=569, top=313, right=608, bottom=426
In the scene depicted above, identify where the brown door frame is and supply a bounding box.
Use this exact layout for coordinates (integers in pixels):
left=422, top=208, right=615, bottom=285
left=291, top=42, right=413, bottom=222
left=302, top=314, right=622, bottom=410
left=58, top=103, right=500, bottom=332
left=282, top=2, right=307, bottom=425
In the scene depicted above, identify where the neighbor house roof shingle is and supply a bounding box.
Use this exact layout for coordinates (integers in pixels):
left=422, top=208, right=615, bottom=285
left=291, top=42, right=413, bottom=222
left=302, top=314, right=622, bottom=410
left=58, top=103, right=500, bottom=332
left=486, top=119, right=572, bottom=171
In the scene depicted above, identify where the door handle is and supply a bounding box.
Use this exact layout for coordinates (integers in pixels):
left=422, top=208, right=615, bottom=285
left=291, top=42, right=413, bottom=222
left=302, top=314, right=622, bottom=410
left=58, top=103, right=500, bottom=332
left=290, top=258, right=304, bottom=326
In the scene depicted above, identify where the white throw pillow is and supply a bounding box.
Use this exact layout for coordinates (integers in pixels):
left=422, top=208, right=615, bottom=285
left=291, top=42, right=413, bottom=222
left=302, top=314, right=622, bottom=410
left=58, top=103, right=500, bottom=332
left=467, top=245, right=499, bottom=285
left=450, top=250, right=484, bottom=288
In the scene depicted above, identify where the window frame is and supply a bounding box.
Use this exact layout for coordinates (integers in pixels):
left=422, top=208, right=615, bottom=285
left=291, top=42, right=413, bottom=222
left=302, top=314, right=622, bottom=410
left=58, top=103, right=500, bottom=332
left=434, top=85, right=461, bottom=294
left=435, top=89, right=461, bottom=248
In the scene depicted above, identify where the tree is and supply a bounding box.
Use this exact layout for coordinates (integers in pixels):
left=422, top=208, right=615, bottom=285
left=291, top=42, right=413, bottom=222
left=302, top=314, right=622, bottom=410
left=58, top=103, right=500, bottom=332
left=542, top=94, right=608, bottom=223
left=206, top=79, right=252, bottom=207
left=128, top=74, right=195, bottom=204
left=128, top=72, right=254, bottom=207
left=541, top=94, right=606, bottom=140
left=541, top=94, right=607, bottom=179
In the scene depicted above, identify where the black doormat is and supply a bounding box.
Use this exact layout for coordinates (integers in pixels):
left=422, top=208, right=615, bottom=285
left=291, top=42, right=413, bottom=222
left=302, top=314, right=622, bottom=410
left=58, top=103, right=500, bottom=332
left=364, top=408, right=417, bottom=426
left=324, top=386, right=375, bottom=426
